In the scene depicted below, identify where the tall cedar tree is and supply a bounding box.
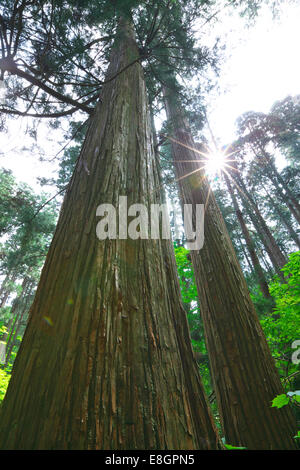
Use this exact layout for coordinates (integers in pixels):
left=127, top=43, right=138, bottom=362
left=163, top=87, right=298, bottom=450
left=0, top=16, right=222, bottom=450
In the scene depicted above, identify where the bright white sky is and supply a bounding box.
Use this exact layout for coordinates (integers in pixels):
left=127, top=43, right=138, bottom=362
left=204, top=1, right=300, bottom=145
left=0, top=1, right=299, bottom=194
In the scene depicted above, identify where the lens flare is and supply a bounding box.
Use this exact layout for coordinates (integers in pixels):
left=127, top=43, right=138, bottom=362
left=205, top=151, right=227, bottom=176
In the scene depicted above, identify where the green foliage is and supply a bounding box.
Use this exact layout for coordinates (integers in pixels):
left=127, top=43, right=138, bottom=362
left=0, top=0, right=219, bottom=123
left=224, top=444, right=247, bottom=450
left=287, top=391, right=300, bottom=403
left=250, top=289, right=274, bottom=316
left=0, top=169, right=32, bottom=237
left=271, top=393, right=291, bottom=409
left=174, top=246, right=300, bottom=436
left=0, top=368, right=10, bottom=404
left=0, top=169, right=59, bottom=371
left=261, top=251, right=300, bottom=375
left=259, top=252, right=300, bottom=429
left=0, top=0, right=299, bottom=448
left=271, top=391, right=300, bottom=412
left=0, top=168, right=58, bottom=277
left=0, top=325, right=8, bottom=337
left=174, top=244, right=198, bottom=306
left=269, top=251, right=300, bottom=316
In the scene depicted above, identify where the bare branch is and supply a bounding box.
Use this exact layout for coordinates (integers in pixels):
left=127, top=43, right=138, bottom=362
left=0, top=105, right=83, bottom=118
left=0, top=59, right=94, bottom=114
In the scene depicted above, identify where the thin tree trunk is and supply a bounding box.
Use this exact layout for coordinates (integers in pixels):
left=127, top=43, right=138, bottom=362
left=0, top=292, right=10, bottom=308
left=240, top=241, right=255, bottom=273
left=250, top=139, right=300, bottom=224
left=266, top=167, right=300, bottom=225
left=2, top=276, right=29, bottom=345
left=232, top=175, right=288, bottom=278
left=258, top=247, right=274, bottom=275
left=163, top=88, right=298, bottom=450
left=0, top=272, right=17, bottom=308
left=262, top=148, right=300, bottom=223
left=4, top=277, right=34, bottom=365
left=4, top=300, right=29, bottom=366
left=224, top=174, right=272, bottom=300
left=264, top=189, right=300, bottom=249
left=0, top=274, right=10, bottom=306
left=0, top=19, right=221, bottom=451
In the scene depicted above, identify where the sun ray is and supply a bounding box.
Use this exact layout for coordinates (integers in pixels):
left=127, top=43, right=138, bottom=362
left=204, top=184, right=213, bottom=213
left=222, top=163, right=241, bottom=173
left=174, top=165, right=207, bottom=184
left=161, top=133, right=209, bottom=159
left=222, top=168, right=252, bottom=206
left=156, top=133, right=245, bottom=213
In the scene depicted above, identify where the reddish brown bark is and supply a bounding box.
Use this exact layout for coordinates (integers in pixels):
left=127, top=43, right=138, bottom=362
left=0, top=19, right=221, bottom=450
left=164, top=89, right=298, bottom=450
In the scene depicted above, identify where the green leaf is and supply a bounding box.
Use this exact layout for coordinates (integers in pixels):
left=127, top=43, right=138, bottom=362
left=224, top=444, right=247, bottom=450
left=271, top=394, right=290, bottom=408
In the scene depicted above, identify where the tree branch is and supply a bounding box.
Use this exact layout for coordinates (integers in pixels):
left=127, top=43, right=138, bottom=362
left=0, top=59, right=94, bottom=114
left=0, top=105, right=82, bottom=118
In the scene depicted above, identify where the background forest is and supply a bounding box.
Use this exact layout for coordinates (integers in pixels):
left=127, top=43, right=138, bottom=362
left=0, top=0, right=299, bottom=451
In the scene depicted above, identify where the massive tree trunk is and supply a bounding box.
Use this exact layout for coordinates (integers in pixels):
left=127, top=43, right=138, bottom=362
left=163, top=89, right=298, bottom=450
left=224, top=174, right=272, bottom=301
left=0, top=19, right=221, bottom=451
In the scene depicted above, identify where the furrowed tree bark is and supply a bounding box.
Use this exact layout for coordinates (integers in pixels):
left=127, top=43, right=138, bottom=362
left=163, top=88, right=298, bottom=450
left=224, top=174, right=272, bottom=301
left=0, top=18, right=221, bottom=450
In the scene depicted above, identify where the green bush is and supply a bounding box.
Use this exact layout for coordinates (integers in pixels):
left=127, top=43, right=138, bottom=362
left=260, top=252, right=300, bottom=370
left=0, top=367, right=11, bottom=404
